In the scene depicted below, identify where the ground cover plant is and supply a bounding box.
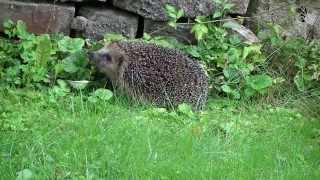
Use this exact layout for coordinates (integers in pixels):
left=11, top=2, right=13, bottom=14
left=1, top=0, right=320, bottom=179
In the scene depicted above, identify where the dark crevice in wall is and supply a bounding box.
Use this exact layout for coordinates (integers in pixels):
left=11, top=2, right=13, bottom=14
left=244, top=0, right=259, bottom=30
left=69, top=2, right=79, bottom=37
left=177, top=17, right=189, bottom=23
left=73, top=1, right=111, bottom=9
left=228, top=13, right=246, bottom=18
left=136, top=15, right=144, bottom=38
left=0, top=32, right=7, bottom=38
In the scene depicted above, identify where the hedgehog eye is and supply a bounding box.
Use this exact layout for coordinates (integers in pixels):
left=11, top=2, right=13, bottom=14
left=103, top=54, right=112, bottom=62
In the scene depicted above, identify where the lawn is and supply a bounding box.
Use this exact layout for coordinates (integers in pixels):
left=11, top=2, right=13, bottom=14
left=0, top=89, right=319, bottom=179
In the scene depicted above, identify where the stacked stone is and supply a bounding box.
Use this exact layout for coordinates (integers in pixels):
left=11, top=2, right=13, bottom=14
left=0, top=0, right=319, bottom=41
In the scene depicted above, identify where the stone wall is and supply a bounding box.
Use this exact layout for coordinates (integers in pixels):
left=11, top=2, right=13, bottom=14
left=0, top=0, right=319, bottom=41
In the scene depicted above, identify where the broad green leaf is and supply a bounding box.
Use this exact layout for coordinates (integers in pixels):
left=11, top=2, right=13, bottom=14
left=223, top=67, right=239, bottom=80
left=295, top=56, right=306, bottom=69
left=177, top=9, right=184, bottom=19
left=221, top=84, right=232, bottom=93
left=54, top=63, right=64, bottom=76
left=242, top=45, right=262, bottom=60
left=231, top=90, right=241, bottom=99
left=246, top=74, right=273, bottom=90
left=191, top=23, right=208, bottom=41
left=89, top=89, right=113, bottom=103
left=3, top=19, right=14, bottom=29
left=186, top=46, right=201, bottom=58
left=223, top=3, right=235, bottom=10
left=143, top=33, right=152, bottom=41
left=223, top=21, right=241, bottom=29
left=63, top=51, right=88, bottom=73
left=168, top=21, right=177, bottom=29
left=244, top=87, right=256, bottom=98
left=194, top=16, right=206, bottom=23
left=16, top=169, right=33, bottom=180
left=58, top=36, right=84, bottom=53
left=94, top=89, right=113, bottom=101
left=16, top=20, right=31, bottom=40
left=213, top=11, right=223, bottom=18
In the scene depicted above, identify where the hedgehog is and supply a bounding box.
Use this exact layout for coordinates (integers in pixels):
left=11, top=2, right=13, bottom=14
left=88, top=41, right=208, bottom=110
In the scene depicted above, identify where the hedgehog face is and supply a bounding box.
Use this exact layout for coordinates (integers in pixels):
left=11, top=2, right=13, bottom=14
left=88, top=47, right=125, bottom=82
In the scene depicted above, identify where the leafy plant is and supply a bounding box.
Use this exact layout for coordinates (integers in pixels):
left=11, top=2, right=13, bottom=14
left=161, top=3, right=274, bottom=99
left=104, top=3, right=278, bottom=99
left=164, top=4, right=184, bottom=29
left=258, top=23, right=320, bottom=92
left=0, top=20, right=92, bottom=88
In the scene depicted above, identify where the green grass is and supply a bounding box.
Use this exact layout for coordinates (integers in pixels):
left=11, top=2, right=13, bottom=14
left=0, top=89, right=319, bottom=179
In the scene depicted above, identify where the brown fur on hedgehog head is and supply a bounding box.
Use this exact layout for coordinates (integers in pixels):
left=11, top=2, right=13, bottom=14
left=88, top=43, right=128, bottom=84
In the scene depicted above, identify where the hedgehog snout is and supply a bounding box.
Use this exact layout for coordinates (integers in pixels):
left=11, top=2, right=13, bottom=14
left=88, top=52, right=95, bottom=63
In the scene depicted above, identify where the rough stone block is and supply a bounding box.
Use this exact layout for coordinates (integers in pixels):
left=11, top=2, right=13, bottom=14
left=59, top=0, right=107, bottom=2
left=113, top=0, right=250, bottom=21
left=113, top=0, right=215, bottom=21
left=228, top=0, right=250, bottom=15
left=0, top=0, right=75, bottom=35
left=247, top=0, right=320, bottom=39
left=72, top=7, right=139, bottom=40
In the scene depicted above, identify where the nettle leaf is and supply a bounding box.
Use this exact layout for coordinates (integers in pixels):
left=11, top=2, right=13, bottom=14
left=3, top=19, right=14, bottom=29
left=244, top=87, right=256, bottom=98
left=223, top=3, right=235, bottom=10
left=242, top=45, right=262, bottom=60
left=63, top=58, right=78, bottom=73
left=57, top=79, right=69, bottom=91
left=294, top=71, right=307, bottom=91
left=3, top=19, right=15, bottom=38
left=63, top=51, right=88, bottom=73
left=32, top=67, right=47, bottom=82
left=223, top=67, right=240, bottom=81
left=16, top=20, right=32, bottom=40
left=194, top=16, right=206, bottom=23
left=35, top=34, right=51, bottom=68
left=221, top=84, right=232, bottom=93
left=223, top=21, right=241, bottom=29
left=246, top=74, right=273, bottom=91
left=186, top=46, right=201, bottom=58
left=164, top=5, right=184, bottom=29
left=177, top=9, right=184, bottom=19
left=213, top=11, right=223, bottom=18
left=54, top=63, right=64, bottom=76
left=143, top=33, right=152, bottom=41
left=168, top=21, right=178, bottom=29
left=221, top=84, right=240, bottom=99
left=58, top=36, right=84, bottom=53
left=88, top=89, right=113, bottom=103
left=214, top=0, right=223, bottom=5
left=227, top=47, right=241, bottom=63
left=165, top=4, right=176, bottom=15
left=94, top=89, right=113, bottom=101
left=294, top=56, right=306, bottom=69
left=191, top=23, right=208, bottom=41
